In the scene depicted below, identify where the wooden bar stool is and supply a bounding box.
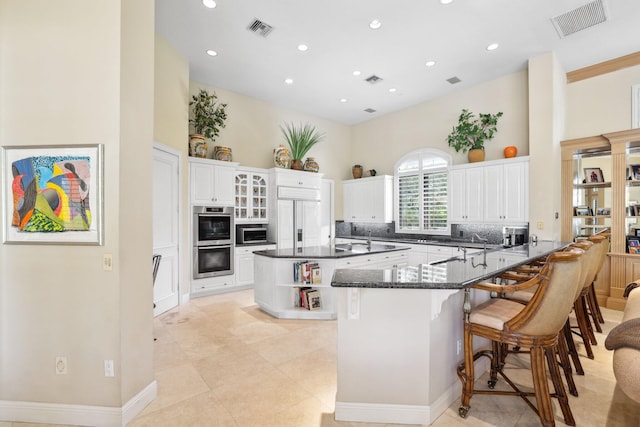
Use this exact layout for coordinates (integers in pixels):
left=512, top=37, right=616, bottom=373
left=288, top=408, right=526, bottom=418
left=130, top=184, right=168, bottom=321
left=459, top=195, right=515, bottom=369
left=457, top=248, right=585, bottom=427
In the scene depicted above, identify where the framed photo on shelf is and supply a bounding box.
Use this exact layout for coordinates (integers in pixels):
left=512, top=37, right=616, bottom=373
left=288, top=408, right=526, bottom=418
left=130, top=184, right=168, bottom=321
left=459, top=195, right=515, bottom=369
left=635, top=228, right=640, bottom=237
left=574, top=206, right=590, bottom=216
left=584, top=167, right=604, bottom=183
left=635, top=205, right=640, bottom=217
left=2, top=144, right=104, bottom=245
left=631, top=164, right=640, bottom=181
left=596, top=208, right=611, bottom=216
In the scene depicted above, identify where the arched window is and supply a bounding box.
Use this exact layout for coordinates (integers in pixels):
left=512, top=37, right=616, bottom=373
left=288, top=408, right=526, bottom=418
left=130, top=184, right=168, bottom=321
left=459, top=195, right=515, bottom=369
left=394, top=148, right=451, bottom=234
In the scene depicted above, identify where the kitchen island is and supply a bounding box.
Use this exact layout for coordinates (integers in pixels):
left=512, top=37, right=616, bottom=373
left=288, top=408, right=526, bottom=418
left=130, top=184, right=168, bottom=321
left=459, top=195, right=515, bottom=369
left=330, top=241, right=569, bottom=425
left=253, top=243, right=410, bottom=320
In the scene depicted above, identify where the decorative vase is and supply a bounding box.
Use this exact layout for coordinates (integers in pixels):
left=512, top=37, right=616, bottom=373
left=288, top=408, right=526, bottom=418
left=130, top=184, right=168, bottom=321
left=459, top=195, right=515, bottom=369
left=504, top=146, right=518, bottom=158
left=352, top=165, right=363, bottom=179
left=189, top=134, right=207, bottom=158
left=214, top=146, right=232, bottom=162
left=468, top=148, right=485, bottom=163
left=273, top=145, right=291, bottom=168
left=303, top=157, right=319, bottom=173
left=291, top=159, right=304, bottom=170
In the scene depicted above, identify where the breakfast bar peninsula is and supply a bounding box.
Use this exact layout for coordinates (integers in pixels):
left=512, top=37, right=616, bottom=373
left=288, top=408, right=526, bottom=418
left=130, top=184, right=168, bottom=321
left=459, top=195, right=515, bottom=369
left=330, top=241, right=569, bottom=425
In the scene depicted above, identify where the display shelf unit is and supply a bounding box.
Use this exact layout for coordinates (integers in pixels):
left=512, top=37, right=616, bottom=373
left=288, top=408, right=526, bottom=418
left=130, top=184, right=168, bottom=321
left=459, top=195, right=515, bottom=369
left=234, top=168, right=269, bottom=223
left=561, top=129, right=640, bottom=310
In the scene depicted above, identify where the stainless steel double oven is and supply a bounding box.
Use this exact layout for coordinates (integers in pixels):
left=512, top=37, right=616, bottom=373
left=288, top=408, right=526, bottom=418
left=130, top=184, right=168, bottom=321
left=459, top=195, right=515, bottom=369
left=192, top=206, right=234, bottom=279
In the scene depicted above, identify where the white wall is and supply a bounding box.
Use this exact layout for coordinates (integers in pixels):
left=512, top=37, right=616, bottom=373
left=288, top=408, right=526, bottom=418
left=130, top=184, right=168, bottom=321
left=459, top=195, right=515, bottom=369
left=0, top=0, right=154, bottom=417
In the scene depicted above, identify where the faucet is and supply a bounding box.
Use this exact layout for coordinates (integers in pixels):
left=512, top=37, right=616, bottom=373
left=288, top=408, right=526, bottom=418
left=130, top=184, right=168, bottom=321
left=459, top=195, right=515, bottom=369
left=367, top=230, right=372, bottom=251
left=457, top=246, right=467, bottom=262
left=471, top=233, right=488, bottom=268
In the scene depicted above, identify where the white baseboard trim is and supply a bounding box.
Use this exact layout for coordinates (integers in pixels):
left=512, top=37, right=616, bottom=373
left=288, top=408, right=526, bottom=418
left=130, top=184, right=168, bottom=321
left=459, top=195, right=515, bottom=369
left=0, top=380, right=157, bottom=427
left=335, top=358, right=490, bottom=425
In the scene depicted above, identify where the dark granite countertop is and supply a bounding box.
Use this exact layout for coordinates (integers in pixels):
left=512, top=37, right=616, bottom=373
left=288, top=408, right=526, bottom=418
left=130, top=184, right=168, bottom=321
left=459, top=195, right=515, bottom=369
left=253, top=243, right=410, bottom=259
left=331, top=241, right=570, bottom=290
left=337, top=235, right=501, bottom=250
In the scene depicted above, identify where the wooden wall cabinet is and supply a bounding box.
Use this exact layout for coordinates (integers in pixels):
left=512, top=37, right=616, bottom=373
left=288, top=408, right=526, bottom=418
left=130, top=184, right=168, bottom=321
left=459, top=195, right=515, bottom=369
left=561, top=129, right=640, bottom=310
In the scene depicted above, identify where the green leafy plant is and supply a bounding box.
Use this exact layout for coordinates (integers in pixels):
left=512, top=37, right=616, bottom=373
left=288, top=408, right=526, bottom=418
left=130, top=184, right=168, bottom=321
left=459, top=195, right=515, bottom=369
left=446, top=109, right=503, bottom=153
left=189, top=89, right=228, bottom=140
left=280, top=122, right=325, bottom=160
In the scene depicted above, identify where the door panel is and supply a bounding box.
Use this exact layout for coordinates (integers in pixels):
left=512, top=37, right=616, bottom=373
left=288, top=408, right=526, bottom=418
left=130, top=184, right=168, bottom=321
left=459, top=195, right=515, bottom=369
left=153, top=144, right=181, bottom=316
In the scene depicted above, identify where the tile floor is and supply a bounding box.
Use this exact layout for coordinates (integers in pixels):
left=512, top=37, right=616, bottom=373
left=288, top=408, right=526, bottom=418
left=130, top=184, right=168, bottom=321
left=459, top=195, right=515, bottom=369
left=5, top=289, right=640, bottom=426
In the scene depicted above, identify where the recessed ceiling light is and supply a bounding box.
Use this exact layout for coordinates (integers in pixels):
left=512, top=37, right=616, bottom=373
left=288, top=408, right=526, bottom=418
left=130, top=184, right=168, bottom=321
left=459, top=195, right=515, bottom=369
left=284, top=78, right=293, bottom=85
left=353, top=70, right=361, bottom=76
left=369, top=19, right=382, bottom=30
left=202, top=0, right=216, bottom=9
left=389, top=88, right=397, bottom=93
left=486, top=43, right=499, bottom=51
left=340, top=98, right=348, bottom=103
left=206, top=50, right=218, bottom=56
left=440, top=0, right=453, bottom=4
left=297, top=44, right=308, bottom=52
left=425, top=60, right=436, bottom=67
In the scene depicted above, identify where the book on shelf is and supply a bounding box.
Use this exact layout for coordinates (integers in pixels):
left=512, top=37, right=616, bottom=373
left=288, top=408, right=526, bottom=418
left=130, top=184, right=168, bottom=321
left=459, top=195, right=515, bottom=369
left=293, top=287, right=321, bottom=310
left=293, top=261, right=321, bottom=285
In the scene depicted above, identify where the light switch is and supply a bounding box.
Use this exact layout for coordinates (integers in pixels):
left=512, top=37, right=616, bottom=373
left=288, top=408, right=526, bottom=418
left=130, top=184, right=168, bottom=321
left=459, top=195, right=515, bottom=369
left=537, top=221, right=544, bottom=230
left=103, top=254, right=113, bottom=271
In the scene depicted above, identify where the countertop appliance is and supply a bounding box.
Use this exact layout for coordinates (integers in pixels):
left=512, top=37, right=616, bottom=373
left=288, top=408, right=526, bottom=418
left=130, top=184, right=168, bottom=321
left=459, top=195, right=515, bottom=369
left=502, top=226, right=528, bottom=247
left=193, top=206, right=234, bottom=279
left=237, top=225, right=268, bottom=244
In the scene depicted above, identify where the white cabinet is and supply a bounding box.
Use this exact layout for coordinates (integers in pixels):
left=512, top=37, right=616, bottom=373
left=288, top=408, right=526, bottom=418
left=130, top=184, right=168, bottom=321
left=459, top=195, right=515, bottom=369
left=449, top=157, right=529, bottom=224
left=271, top=167, right=321, bottom=188
left=483, top=161, right=529, bottom=223
left=235, top=168, right=269, bottom=223
left=235, top=244, right=276, bottom=286
left=448, top=167, right=484, bottom=223
left=189, top=158, right=238, bottom=206
left=343, top=175, right=393, bottom=223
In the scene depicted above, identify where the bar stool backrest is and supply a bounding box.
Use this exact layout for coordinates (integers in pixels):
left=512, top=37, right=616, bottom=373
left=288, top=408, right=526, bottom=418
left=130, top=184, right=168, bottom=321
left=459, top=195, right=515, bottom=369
left=506, top=248, right=584, bottom=337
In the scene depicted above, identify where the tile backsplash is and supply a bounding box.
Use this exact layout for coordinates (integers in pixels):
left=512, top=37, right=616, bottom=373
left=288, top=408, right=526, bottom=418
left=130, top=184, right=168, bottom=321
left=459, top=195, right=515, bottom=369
left=336, top=221, right=528, bottom=245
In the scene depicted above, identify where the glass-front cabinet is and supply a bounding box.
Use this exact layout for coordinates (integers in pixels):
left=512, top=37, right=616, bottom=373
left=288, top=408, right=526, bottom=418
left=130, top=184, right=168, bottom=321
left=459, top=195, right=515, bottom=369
left=561, top=129, right=640, bottom=311
left=235, top=168, right=268, bottom=223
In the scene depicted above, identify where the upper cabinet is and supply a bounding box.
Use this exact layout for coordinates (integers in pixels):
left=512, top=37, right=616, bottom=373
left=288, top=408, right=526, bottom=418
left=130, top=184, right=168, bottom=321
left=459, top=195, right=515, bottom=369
left=189, top=158, right=238, bottom=206
left=448, top=167, right=484, bottom=223
left=343, top=175, right=393, bottom=223
left=235, top=168, right=269, bottom=223
left=449, top=157, right=529, bottom=224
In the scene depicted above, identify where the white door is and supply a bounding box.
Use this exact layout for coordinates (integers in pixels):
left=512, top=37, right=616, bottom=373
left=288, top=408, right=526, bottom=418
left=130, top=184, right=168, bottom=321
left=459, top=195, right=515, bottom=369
left=277, top=199, right=294, bottom=249
left=153, top=143, right=181, bottom=316
left=300, top=200, right=321, bottom=247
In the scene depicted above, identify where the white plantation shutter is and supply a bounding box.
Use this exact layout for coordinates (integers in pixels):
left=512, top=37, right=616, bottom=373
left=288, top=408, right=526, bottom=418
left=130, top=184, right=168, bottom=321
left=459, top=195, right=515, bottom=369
left=395, top=149, right=450, bottom=233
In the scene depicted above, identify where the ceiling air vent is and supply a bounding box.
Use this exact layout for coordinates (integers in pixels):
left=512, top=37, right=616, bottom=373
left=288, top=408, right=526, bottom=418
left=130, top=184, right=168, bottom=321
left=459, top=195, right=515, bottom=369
left=364, top=75, right=383, bottom=84
left=551, top=0, right=609, bottom=38
left=364, top=108, right=377, bottom=113
left=247, top=18, right=274, bottom=37
left=447, top=76, right=461, bottom=84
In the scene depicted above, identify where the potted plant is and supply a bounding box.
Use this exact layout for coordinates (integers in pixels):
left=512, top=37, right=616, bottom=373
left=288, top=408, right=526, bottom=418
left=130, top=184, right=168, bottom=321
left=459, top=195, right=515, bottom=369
left=280, top=122, right=324, bottom=170
left=189, top=89, right=228, bottom=158
left=446, top=109, right=503, bottom=162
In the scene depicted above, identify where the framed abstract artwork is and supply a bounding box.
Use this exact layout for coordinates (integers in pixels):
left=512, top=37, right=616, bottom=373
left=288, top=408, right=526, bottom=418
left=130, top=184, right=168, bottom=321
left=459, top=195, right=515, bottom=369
left=2, top=144, right=103, bottom=245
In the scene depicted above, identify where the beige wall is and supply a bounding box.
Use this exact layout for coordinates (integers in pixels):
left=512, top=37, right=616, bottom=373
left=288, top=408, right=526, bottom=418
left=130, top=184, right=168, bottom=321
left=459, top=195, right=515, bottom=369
left=188, top=82, right=353, bottom=221
left=566, top=64, right=640, bottom=138
left=350, top=70, right=530, bottom=177
left=0, top=0, right=154, bottom=413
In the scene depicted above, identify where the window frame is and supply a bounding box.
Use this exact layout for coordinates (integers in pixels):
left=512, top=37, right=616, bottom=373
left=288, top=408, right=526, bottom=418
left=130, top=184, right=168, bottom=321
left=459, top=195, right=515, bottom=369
left=394, top=148, right=452, bottom=235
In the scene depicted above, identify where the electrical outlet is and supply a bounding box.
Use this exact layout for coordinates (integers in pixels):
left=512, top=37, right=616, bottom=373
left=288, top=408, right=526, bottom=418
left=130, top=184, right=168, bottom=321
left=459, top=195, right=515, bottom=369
left=56, top=356, right=67, bottom=375
left=104, top=360, right=114, bottom=377
left=103, top=254, right=113, bottom=271
left=456, top=340, right=462, bottom=356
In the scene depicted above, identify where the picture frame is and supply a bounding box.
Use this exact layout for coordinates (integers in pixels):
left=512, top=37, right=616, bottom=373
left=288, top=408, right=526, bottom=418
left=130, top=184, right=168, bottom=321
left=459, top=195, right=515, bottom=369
left=631, top=164, right=640, bottom=181
left=635, top=205, right=640, bottom=217
left=635, top=228, right=640, bottom=237
left=584, top=167, right=604, bottom=183
left=574, top=206, right=590, bottom=216
left=2, top=144, right=103, bottom=245
left=596, top=208, right=611, bottom=216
